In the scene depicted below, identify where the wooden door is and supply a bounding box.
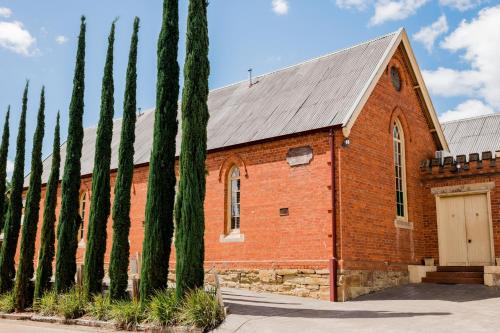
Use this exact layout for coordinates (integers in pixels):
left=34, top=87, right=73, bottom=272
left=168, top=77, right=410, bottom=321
left=464, top=194, right=492, bottom=265
left=437, top=194, right=493, bottom=266
left=438, top=196, right=468, bottom=266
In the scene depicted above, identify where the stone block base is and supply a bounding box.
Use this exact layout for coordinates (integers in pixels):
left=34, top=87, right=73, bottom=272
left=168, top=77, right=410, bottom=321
left=408, top=265, right=436, bottom=283
left=484, top=266, right=500, bottom=288
left=205, top=269, right=331, bottom=300
left=337, top=269, right=409, bottom=301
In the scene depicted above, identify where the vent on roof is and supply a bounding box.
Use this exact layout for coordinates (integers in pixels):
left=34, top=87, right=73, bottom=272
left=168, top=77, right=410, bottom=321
left=248, top=68, right=253, bottom=87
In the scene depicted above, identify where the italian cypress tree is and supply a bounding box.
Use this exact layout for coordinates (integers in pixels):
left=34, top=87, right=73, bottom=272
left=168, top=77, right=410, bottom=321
left=109, top=17, right=139, bottom=300
left=140, top=0, right=179, bottom=305
left=14, top=87, right=45, bottom=310
left=0, top=82, right=28, bottom=293
left=83, top=21, right=116, bottom=297
left=0, top=108, right=10, bottom=233
left=55, top=16, right=86, bottom=293
left=34, top=113, right=60, bottom=300
left=175, top=0, right=210, bottom=299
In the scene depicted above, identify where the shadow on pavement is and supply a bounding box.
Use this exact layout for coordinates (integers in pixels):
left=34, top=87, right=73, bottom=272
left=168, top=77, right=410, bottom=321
left=354, top=284, right=500, bottom=303
left=225, top=302, right=450, bottom=319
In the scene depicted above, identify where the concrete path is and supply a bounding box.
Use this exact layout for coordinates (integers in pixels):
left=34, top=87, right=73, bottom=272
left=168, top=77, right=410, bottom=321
left=214, top=284, right=500, bottom=333
left=0, top=319, right=112, bottom=332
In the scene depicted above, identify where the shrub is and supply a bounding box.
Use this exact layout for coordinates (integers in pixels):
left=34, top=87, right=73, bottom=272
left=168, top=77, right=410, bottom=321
left=178, top=289, right=224, bottom=331
left=86, top=294, right=112, bottom=321
left=0, top=291, right=15, bottom=313
left=57, top=287, right=86, bottom=319
left=147, top=289, right=179, bottom=327
left=111, top=300, right=144, bottom=331
left=34, top=290, right=58, bottom=316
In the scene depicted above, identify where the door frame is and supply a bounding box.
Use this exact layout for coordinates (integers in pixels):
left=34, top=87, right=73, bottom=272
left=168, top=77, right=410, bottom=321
left=432, top=182, right=495, bottom=266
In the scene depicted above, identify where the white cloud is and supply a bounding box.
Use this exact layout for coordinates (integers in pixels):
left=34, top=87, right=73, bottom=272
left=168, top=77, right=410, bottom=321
left=370, top=0, right=429, bottom=25
left=6, top=159, right=14, bottom=174
left=0, top=7, right=11, bottom=18
left=424, top=6, right=500, bottom=109
left=413, top=15, right=448, bottom=52
left=336, top=0, right=371, bottom=10
left=0, top=21, right=36, bottom=56
left=440, top=99, right=494, bottom=122
left=423, top=67, right=482, bottom=97
left=272, top=0, right=289, bottom=15
left=440, top=0, right=482, bottom=11
left=55, top=35, right=68, bottom=45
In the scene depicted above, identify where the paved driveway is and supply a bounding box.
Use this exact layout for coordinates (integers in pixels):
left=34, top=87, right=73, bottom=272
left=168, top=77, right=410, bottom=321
left=215, top=284, right=500, bottom=333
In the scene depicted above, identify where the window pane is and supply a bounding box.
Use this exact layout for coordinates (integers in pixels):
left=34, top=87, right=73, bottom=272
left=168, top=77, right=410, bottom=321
left=229, top=167, right=241, bottom=231
left=393, top=122, right=405, bottom=218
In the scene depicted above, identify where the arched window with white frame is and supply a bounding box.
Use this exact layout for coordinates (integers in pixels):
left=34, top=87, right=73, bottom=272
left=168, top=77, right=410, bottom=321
left=393, top=119, right=407, bottom=219
left=227, top=166, right=240, bottom=233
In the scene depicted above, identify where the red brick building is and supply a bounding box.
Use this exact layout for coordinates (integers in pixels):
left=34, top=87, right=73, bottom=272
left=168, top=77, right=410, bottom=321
left=16, top=29, right=500, bottom=301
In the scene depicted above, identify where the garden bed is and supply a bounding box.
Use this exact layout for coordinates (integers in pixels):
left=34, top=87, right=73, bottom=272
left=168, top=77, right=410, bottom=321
left=0, top=288, right=224, bottom=332
left=0, top=312, right=202, bottom=332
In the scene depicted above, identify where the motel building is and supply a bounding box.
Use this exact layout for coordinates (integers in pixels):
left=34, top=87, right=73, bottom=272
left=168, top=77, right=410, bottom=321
left=11, top=28, right=500, bottom=301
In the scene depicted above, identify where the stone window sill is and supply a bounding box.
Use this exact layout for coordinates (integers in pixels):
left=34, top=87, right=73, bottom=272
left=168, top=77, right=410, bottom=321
left=394, top=218, right=413, bottom=230
left=219, top=232, right=245, bottom=243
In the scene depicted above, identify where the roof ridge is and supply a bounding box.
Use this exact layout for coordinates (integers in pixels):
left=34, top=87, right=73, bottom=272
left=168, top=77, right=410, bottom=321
left=441, top=112, right=500, bottom=125
left=209, top=29, right=402, bottom=94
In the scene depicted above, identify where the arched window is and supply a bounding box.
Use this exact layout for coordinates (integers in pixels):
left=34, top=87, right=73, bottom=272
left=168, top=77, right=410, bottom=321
left=227, top=166, right=240, bottom=232
left=393, top=120, right=407, bottom=219
left=78, top=192, right=87, bottom=243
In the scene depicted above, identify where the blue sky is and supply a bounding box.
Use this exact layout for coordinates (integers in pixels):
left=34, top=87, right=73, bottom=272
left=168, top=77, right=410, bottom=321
left=0, top=0, right=499, bottom=173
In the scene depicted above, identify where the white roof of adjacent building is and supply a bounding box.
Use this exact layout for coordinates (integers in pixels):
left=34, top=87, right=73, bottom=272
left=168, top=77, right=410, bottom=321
left=26, top=28, right=448, bottom=186
left=441, top=113, right=500, bottom=157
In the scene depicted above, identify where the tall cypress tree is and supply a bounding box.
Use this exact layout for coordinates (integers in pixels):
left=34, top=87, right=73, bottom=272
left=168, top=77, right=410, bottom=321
left=34, top=113, right=60, bottom=300
left=109, top=17, right=139, bottom=301
left=83, top=21, right=116, bottom=297
left=0, top=82, right=28, bottom=293
left=175, top=0, right=210, bottom=299
left=14, top=87, right=45, bottom=310
left=140, top=0, right=179, bottom=305
left=55, top=16, right=86, bottom=293
left=0, top=108, right=10, bottom=234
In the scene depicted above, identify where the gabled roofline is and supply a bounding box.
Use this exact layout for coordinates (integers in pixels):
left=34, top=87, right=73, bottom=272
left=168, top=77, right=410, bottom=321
left=340, top=28, right=449, bottom=152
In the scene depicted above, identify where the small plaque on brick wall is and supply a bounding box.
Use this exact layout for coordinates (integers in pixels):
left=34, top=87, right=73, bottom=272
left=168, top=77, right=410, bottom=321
left=286, top=146, right=313, bottom=167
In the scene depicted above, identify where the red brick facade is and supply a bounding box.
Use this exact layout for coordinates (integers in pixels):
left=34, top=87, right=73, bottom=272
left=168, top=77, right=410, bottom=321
left=15, top=47, right=499, bottom=301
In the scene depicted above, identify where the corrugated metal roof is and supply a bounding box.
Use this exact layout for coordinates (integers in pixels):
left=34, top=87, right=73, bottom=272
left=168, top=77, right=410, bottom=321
left=442, top=113, right=500, bottom=157
left=28, top=30, right=405, bottom=186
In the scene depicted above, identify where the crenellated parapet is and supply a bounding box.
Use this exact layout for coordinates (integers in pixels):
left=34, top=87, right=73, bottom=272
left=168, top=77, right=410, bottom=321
left=420, top=151, right=500, bottom=179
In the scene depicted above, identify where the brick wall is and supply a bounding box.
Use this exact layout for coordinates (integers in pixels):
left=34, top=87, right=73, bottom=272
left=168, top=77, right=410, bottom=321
left=21, top=131, right=334, bottom=281
left=335, top=49, right=438, bottom=299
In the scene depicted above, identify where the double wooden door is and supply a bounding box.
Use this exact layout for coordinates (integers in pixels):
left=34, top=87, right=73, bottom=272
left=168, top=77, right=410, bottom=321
left=437, top=194, right=493, bottom=266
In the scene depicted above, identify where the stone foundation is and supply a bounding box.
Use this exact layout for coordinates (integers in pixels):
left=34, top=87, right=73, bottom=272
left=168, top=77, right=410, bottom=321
left=484, top=266, right=500, bottom=289
left=337, top=269, right=409, bottom=301
left=169, top=268, right=409, bottom=301
left=205, top=269, right=331, bottom=300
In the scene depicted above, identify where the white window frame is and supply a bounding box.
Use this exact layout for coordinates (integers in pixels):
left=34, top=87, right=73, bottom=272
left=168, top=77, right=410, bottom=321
left=220, top=165, right=244, bottom=243
left=393, top=119, right=408, bottom=221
